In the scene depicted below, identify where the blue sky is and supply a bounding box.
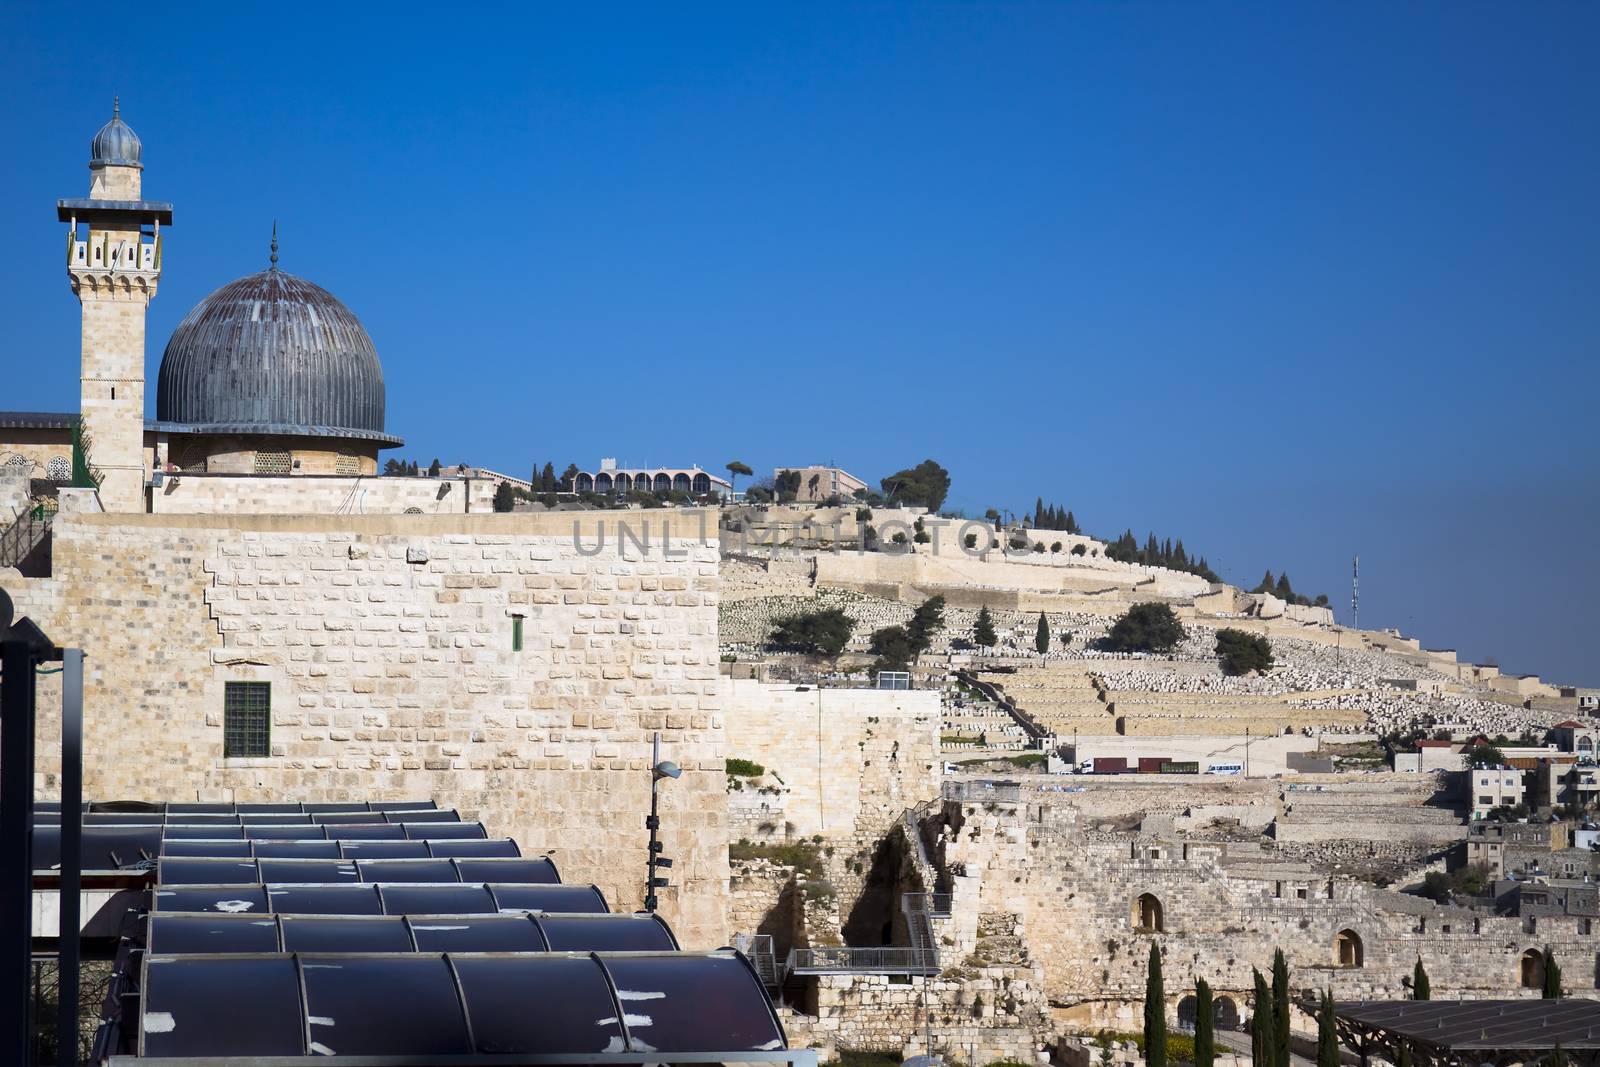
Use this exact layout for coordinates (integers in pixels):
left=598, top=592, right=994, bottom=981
left=2, top=4, right=1595, bottom=683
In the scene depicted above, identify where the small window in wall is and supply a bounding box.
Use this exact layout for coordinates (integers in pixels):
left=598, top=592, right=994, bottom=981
left=223, top=682, right=271, bottom=758
left=254, top=450, right=292, bottom=475
left=335, top=454, right=361, bottom=476
left=511, top=616, right=524, bottom=652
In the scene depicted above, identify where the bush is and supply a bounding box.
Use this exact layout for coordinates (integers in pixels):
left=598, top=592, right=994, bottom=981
left=1071, top=543, right=1087, bottom=556
left=726, top=758, right=765, bottom=778
left=869, top=625, right=915, bottom=672
left=1106, top=602, right=1185, bottom=653
left=492, top=481, right=516, bottom=512
left=768, top=607, right=855, bottom=657
left=1216, top=628, right=1274, bottom=675
left=1466, top=743, right=1507, bottom=768
left=964, top=533, right=978, bottom=550
left=855, top=508, right=872, bottom=522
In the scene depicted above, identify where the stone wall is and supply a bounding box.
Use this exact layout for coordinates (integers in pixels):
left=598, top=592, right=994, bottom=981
left=722, top=679, right=941, bottom=842
left=149, top=473, right=498, bottom=514
left=12, top=509, right=730, bottom=947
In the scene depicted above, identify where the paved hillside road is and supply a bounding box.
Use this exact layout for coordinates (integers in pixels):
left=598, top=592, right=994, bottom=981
left=1214, top=1029, right=1318, bottom=1067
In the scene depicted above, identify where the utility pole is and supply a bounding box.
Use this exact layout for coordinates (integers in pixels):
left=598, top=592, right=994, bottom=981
left=1352, top=555, right=1360, bottom=633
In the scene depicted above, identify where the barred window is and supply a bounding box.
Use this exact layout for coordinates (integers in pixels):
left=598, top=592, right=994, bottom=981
left=254, top=450, right=292, bottom=475
left=223, top=682, right=271, bottom=758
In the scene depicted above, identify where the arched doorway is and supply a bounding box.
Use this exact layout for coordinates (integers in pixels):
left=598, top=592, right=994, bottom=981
left=1213, top=995, right=1239, bottom=1031
left=1520, top=948, right=1546, bottom=989
left=1177, top=996, right=1197, bottom=1030
left=1334, top=929, right=1364, bottom=968
left=1133, top=893, right=1164, bottom=933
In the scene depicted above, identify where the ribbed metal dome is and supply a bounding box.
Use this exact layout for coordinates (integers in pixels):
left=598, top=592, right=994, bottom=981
left=90, top=100, right=142, bottom=169
left=156, top=268, right=389, bottom=439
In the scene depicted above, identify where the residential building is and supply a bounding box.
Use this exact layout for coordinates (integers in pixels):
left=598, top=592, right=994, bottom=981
left=773, top=465, right=868, bottom=502
left=1470, top=766, right=1528, bottom=820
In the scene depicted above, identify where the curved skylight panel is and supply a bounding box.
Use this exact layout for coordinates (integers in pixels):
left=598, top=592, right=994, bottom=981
left=357, top=858, right=459, bottom=883
left=324, top=823, right=407, bottom=841
left=337, top=840, right=430, bottom=860
left=249, top=840, right=341, bottom=859
left=147, top=914, right=280, bottom=954
left=255, top=858, right=361, bottom=884
left=454, top=857, right=558, bottom=884
left=368, top=799, right=438, bottom=812
left=401, top=820, right=484, bottom=839
left=158, top=859, right=261, bottom=886
left=243, top=824, right=328, bottom=841
left=406, top=915, right=548, bottom=952
left=298, top=954, right=471, bottom=1056
left=377, top=884, right=499, bottom=915
left=265, top=883, right=382, bottom=915
left=279, top=915, right=415, bottom=953
left=451, top=955, right=624, bottom=1055
left=598, top=953, right=786, bottom=1054
left=387, top=808, right=461, bottom=823
left=488, top=883, right=609, bottom=914
left=303, top=802, right=370, bottom=813
left=139, top=956, right=303, bottom=1058
left=151, top=886, right=269, bottom=914
left=159, top=840, right=253, bottom=859
left=163, top=824, right=247, bottom=841
left=424, top=838, right=521, bottom=858
left=536, top=914, right=679, bottom=952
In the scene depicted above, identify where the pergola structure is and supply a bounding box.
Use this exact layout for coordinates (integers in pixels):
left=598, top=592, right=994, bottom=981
left=1334, top=999, right=1600, bottom=1067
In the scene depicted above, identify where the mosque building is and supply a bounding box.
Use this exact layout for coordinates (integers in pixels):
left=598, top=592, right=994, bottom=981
left=0, top=103, right=403, bottom=514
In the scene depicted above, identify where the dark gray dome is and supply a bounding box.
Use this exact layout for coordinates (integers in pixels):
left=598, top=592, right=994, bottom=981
left=156, top=268, right=392, bottom=441
left=91, top=100, right=142, bottom=169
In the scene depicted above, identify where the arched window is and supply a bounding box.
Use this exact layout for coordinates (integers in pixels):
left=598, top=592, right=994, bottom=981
left=1177, top=996, right=1197, bottom=1029
left=1213, top=996, right=1239, bottom=1031
left=1334, top=929, right=1364, bottom=968
left=614, top=473, right=632, bottom=493
left=653, top=473, right=672, bottom=494
left=595, top=473, right=613, bottom=493
left=673, top=473, right=691, bottom=493
left=1520, top=948, right=1545, bottom=989
left=1579, top=736, right=1593, bottom=754
left=575, top=472, right=594, bottom=493
left=1133, top=893, right=1164, bottom=933
left=692, top=473, right=710, bottom=495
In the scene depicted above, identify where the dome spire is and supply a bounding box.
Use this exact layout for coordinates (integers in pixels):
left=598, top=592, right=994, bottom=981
left=113, top=95, right=120, bottom=118
left=269, top=220, right=279, bottom=270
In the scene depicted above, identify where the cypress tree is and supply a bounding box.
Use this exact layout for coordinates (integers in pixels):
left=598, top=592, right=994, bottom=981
left=1251, top=968, right=1273, bottom=1066
left=1144, top=941, right=1166, bottom=1067
left=1034, top=612, right=1051, bottom=656
left=1271, top=948, right=1290, bottom=1067
left=1543, top=947, right=1564, bottom=999
left=974, top=605, right=997, bottom=648
left=1034, top=497, right=1045, bottom=528
left=1193, top=978, right=1215, bottom=1067
left=1412, top=957, right=1430, bottom=1000
left=1316, top=990, right=1338, bottom=1067
left=1551, top=1043, right=1568, bottom=1067
left=1276, top=572, right=1293, bottom=599
left=1396, top=1041, right=1411, bottom=1067
left=1257, top=570, right=1275, bottom=594
left=1065, top=509, right=1078, bottom=534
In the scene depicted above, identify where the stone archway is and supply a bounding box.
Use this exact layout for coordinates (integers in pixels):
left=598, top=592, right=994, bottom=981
left=1213, top=995, right=1239, bottom=1031
left=653, top=473, right=672, bottom=494
left=1334, top=928, right=1364, bottom=968
left=1133, top=892, right=1164, bottom=933
left=1520, top=948, right=1546, bottom=989
left=1177, top=996, right=1197, bottom=1029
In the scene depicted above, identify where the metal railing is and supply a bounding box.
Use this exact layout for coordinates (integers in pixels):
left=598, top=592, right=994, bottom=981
left=786, top=945, right=938, bottom=975
left=0, top=503, right=52, bottom=568
left=943, top=779, right=1023, bottom=803
left=901, top=891, right=953, bottom=918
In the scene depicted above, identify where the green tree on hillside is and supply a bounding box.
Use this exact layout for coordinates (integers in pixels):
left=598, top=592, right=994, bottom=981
left=974, top=605, right=997, bottom=648
left=880, top=459, right=951, bottom=512
left=1217, top=629, right=1274, bottom=676
left=1251, top=968, right=1273, bottom=1067
left=906, top=595, right=946, bottom=655
left=493, top=481, right=516, bottom=512
left=1106, top=603, right=1185, bottom=654
left=868, top=625, right=915, bottom=673
left=1144, top=942, right=1166, bottom=1067
left=1317, top=990, right=1338, bottom=1067
left=769, top=608, right=854, bottom=658
left=428, top=457, right=442, bottom=477
left=1034, top=612, right=1051, bottom=656
left=1544, top=947, right=1564, bottom=999
left=725, top=460, right=752, bottom=495
left=1272, top=949, right=1290, bottom=1067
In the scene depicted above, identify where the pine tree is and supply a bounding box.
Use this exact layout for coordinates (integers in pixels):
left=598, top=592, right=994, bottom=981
left=1144, top=941, right=1166, bottom=1067
left=1034, top=612, right=1051, bottom=656
left=974, top=605, right=997, bottom=648
left=1412, top=957, right=1430, bottom=1000
left=1065, top=510, right=1078, bottom=534
left=1276, top=572, right=1293, bottom=599
left=1193, top=978, right=1215, bottom=1067
left=1543, top=947, right=1564, bottom=999
left=1271, top=948, right=1290, bottom=1067
left=1251, top=968, right=1273, bottom=1066
left=1316, top=990, right=1337, bottom=1067
left=428, top=457, right=442, bottom=477
left=492, top=481, right=516, bottom=513
left=1257, top=570, right=1275, bottom=594
left=1034, top=497, right=1045, bottom=528
left=541, top=462, right=556, bottom=492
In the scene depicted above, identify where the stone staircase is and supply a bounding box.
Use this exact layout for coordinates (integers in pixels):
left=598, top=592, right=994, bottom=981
left=0, top=503, right=52, bottom=569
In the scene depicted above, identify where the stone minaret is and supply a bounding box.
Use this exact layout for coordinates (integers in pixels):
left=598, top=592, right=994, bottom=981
left=59, top=100, right=172, bottom=511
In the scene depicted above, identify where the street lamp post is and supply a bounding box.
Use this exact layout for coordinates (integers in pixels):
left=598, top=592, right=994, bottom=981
left=644, top=732, right=680, bottom=912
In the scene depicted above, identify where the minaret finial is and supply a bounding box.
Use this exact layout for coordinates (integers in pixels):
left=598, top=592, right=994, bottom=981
left=113, top=95, right=120, bottom=118
left=270, top=220, right=279, bottom=270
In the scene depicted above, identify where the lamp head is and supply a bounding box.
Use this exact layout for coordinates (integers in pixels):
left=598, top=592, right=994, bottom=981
left=653, top=760, right=682, bottom=781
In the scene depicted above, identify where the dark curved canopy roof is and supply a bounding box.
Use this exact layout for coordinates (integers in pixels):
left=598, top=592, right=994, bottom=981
left=156, top=268, right=400, bottom=446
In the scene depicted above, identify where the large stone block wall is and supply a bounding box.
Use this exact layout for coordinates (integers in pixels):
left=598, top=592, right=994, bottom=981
left=149, top=474, right=498, bottom=514
left=16, top=510, right=731, bottom=946
left=722, top=679, right=941, bottom=841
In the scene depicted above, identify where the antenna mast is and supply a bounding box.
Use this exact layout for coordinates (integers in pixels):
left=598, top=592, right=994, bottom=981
left=1352, top=555, right=1360, bottom=632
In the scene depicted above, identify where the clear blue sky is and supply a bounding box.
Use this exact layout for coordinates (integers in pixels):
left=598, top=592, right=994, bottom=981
left=2, top=4, right=1595, bottom=683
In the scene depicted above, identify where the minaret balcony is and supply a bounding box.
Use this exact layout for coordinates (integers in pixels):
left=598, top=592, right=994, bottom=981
left=67, top=234, right=162, bottom=297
